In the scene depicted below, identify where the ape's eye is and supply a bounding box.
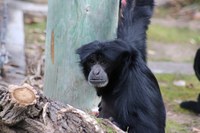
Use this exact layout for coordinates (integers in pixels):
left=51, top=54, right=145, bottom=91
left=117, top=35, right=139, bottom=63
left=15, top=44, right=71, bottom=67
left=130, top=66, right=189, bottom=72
left=89, top=60, right=95, bottom=63
left=100, top=60, right=107, bottom=65
left=87, top=59, right=95, bottom=65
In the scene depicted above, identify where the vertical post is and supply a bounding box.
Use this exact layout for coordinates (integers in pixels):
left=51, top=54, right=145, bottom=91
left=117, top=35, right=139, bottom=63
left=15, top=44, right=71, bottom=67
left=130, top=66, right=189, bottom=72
left=44, top=0, right=119, bottom=110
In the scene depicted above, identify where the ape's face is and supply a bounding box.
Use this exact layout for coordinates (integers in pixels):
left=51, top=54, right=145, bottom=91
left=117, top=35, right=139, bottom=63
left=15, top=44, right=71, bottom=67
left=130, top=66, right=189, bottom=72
left=76, top=40, right=132, bottom=89
left=84, top=54, right=109, bottom=88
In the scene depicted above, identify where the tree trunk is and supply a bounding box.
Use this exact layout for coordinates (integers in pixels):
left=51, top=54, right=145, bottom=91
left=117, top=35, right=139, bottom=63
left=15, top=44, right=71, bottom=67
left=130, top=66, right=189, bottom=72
left=0, top=84, right=124, bottom=133
left=44, top=0, right=120, bottom=110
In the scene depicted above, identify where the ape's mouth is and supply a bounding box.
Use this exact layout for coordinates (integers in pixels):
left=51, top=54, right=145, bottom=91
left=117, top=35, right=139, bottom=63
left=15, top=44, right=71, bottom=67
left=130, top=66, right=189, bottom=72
left=89, top=79, right=108, bottom=88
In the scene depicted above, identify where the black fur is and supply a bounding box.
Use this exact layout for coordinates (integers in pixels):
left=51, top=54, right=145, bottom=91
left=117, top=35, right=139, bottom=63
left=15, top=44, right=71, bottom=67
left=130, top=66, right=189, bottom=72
left=180, top=94, right=200, bottom=114
left=76, top=0, right=166, bottom=132
left=194, top=48, right=200, bottom=81
left=180, top=48, right=200, bottom=114
left=118, top=0, right=154, bottom=62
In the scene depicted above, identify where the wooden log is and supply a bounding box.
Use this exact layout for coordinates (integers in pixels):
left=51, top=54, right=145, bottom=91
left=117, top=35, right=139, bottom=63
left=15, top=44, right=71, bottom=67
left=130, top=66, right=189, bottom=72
left=0, top=84, right=124, bottom=133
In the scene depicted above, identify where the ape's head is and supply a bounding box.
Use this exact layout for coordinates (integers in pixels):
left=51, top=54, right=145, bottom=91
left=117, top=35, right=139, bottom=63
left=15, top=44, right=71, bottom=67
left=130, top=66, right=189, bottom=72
left=76, top=40, right=137, bottom=89
left=78, top=51, right=109, bottom=88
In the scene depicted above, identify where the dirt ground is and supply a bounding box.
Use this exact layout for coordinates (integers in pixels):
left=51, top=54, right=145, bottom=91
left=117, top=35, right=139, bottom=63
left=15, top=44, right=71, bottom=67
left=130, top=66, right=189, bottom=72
left=148, top=41, right=199, bottom=63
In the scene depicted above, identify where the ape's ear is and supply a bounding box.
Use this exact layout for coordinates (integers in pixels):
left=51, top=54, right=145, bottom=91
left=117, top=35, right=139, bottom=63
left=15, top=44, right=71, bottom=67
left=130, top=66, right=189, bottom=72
left=76, top=41, right=100, bottom=61
left=121, top=51, right=131, bottom=60
left=122, top=47, right=139, bottom=63
left=194, top=48, right=200, bottom=81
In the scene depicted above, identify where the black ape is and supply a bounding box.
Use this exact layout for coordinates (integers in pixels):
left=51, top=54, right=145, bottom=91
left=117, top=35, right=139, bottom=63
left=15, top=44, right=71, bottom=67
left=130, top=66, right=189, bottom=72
left=180, top=48, right=200, bottom=114
left=76, top=0, right=166, bottom=132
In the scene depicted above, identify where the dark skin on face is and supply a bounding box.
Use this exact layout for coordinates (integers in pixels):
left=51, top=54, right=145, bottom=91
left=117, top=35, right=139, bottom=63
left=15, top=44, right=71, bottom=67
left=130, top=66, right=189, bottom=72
left=86, top=54, right=109, bottom=88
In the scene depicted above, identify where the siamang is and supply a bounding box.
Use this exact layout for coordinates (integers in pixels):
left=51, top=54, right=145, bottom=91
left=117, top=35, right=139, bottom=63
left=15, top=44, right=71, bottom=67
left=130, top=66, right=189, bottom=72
left=76, top=0, right=166, bottom=132
left=180, top=48, right=200, bottom=114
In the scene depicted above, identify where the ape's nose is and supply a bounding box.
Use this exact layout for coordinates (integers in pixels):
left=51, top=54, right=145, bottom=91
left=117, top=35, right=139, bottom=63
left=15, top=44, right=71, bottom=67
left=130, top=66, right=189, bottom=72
left=93, top=68, right=100, bottom=76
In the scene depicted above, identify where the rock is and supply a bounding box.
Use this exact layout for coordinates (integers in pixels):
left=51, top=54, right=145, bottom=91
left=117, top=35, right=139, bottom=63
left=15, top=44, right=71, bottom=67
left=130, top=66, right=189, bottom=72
left=173, top=80, right=186, bottom=87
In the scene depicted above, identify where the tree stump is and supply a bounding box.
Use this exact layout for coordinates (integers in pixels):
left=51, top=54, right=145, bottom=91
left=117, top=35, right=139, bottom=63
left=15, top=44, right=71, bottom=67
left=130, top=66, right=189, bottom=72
left=0, top=84, right=124, bottom=133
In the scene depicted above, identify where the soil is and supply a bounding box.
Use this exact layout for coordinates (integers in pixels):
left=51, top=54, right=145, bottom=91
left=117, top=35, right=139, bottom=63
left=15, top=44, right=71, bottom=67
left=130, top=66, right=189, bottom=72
left=168, top=111, right=200, bottom=133
left=148, top=41, right=199, bottom=63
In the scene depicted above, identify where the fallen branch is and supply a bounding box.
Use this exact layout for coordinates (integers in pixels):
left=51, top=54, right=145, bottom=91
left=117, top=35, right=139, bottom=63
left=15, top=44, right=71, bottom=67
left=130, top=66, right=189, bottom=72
left=0, top=84, right=124, bottom=133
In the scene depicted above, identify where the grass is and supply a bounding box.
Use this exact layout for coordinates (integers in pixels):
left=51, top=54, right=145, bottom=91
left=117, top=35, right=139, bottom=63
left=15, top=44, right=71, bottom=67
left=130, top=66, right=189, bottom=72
left=156, top=74, right=200, bottom=132
left=148, top=24, right=200, bottom=44
left=24, top=21, right=46, bottom=44
left=25, top=19, right=200, bottom=46
left=25, top=21, right=46, bottom=30
left=166, top=119, right=188, bottom=133
left=154, top=6, right=174, bottom=18
left=156, top=74, right=200, bottom=102
left=95, top=118, right=117, bottom=133
left=154, top=3, right=200, bottom=19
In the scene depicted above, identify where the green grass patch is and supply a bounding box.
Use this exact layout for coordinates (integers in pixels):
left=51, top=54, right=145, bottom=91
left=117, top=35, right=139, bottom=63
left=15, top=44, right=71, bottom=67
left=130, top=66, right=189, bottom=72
left=95, top=118, right=116, bottom=133
left=25, top=21, right=46, bottom=44
left=154, top=3, right=200, bottom=18
left=156, top=74, right=200, bottom=132
left=154, top=6, right=173, bottom=18
left=166, top=119, right=188, bottom=133
left=156, top=74, right=200, bottom=100
left=148, top=24, right=200, bottom=44
left=156, top=74, right=200, bottom=111
left=25, top=21, right=46, bottom=29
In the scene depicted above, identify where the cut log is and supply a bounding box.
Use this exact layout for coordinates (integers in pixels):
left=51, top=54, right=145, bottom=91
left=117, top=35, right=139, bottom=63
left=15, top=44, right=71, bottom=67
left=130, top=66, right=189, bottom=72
left=0, top=84, right=124, bottom=133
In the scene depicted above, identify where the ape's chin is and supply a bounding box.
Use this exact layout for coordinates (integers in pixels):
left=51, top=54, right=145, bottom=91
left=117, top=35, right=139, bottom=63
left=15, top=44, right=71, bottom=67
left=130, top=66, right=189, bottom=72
left=88, top=80, right=108, bottom=88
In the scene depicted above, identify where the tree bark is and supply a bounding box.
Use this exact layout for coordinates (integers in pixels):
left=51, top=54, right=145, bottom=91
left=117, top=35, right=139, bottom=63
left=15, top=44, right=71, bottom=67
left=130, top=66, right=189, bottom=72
left=0, top=84, right=124, bottom=133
